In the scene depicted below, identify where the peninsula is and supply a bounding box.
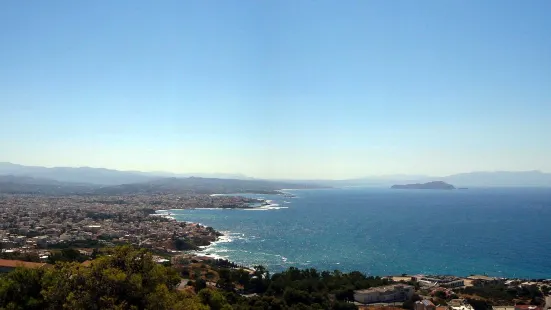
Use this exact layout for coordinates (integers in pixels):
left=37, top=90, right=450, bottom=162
left=391, top=181, right=456, bottom=190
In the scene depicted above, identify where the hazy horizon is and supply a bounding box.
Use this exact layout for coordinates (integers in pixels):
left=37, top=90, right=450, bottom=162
left=1, top=1, right=550, bottom=179
left=1, top=161, right=550, bottom=182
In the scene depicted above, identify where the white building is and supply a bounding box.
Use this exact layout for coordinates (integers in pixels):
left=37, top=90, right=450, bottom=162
left=449, top=299, right=475, bottom=310
left=354, top=284, right=414, bottom=304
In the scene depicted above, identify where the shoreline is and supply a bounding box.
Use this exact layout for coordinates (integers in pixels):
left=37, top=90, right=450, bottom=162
left=163, top=192, right=551, bottom=279
left=168, top=217, right=551, bottom=279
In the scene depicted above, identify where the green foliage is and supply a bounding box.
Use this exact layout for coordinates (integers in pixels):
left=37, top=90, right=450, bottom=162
left=47, top=248, right=88, bottom=263
left=2, top=247, right=396, bottom=310
left=46, top=239, right=102, bottom=249
left=0, top=251, right=41, bottom=262
left=197, top=289, right=232, bottom=310
left=174, top=238, right=199, bottom=251
left=0, top=267, right=45, bottom=310
left=0, top=246, right=206, bottom=310
left=210, top=266, right=388, bottom=309
left=466, top=298, right=493, bottom=310
left=460, top=283, right=543, bottom=304
left=434, top=290, right=447, bottom=299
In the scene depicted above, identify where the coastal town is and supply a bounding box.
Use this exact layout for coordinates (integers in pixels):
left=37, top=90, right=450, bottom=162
left=1, top=193, right=550, bottom=310
left=0, top=193, right=264, bottom=259
left=353, top=276, right=551, bottom=310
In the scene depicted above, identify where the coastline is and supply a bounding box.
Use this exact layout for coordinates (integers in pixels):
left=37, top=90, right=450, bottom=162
left=163, top=215, right=551, bottom=280
left=159, top=192, right=287, bottom=261
left=154, top=194, right=280, bottom=252
left=163, top=189, right=551, bottom=279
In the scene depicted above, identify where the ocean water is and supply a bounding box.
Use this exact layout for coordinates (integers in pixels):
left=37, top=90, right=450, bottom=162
left=170, top=187, right=551, bottom=278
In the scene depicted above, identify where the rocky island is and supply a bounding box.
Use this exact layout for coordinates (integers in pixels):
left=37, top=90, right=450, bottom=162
left=391, top=181, right=455, bottom=190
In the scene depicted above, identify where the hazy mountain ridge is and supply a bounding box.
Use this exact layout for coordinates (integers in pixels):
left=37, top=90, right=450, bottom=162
left=0, top=166, right=325, bottom=195
left=92, top=177, right=325, bottom=195
left=276, top=171, right=551, bottom=187
left=1, top=162, right=550, bottom=188
left=440, top=170, right=551, bottom=187
left=0, top=162, right=253, bottom=185
left=0, top=175, right=99, bottom=195
left=0, top=175, right=324, bottom=195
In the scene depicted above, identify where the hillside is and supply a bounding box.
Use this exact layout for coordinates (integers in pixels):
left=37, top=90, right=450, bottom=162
left=391, top=181, right=456, bottom=190
left=0, top=174, right=325, bottom=195
left=0, top=162, right=257, bottom=185
left=0, top=175, right=98, bottom=195
left=93, top=177, right=326, bottom=195
left=0, top=162, right=156, bottom=185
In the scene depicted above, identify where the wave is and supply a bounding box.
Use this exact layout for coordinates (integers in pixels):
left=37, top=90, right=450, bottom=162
left=243, top=203, right=288, bottom=211
left=244, top=207, right=288, bottom=211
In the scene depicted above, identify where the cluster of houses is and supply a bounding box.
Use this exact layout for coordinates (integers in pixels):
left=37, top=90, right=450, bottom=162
left=0, top=194, right=240, bottom=258
left=353, top=274, right=550, bottom=310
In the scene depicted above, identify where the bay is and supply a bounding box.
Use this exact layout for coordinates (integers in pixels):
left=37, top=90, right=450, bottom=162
left=170, top=187, right=551, bottom=278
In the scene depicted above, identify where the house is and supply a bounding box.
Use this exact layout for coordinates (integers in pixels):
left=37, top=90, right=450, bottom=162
left=467, top=275, right=503, bottom=287
left=0, top=259, right=50, bottom=273
left=514, top=306, right=542, bottom=310
left=449, top=299, right=475, bottom=310
left=415, top=300, right=436, bottom=310
left=420, top=276, right=464, bottom=288
left=354, top=284, right=414, bottom=304
left=440, top=279, right=465, bottom=288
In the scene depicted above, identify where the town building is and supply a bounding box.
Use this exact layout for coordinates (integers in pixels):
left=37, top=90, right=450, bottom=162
left=449, top=299, right=475, bottom=310
left=492, top=306, right=515, bottom=310
left=514, top=306, right=542, bottom=310
left=419, top=276, right=464, bottom=288
left=354, top=284, right=414, bottom=304
left=415, top=300, right=436, bottom=310
left=467, top=275, right=503, bottom=287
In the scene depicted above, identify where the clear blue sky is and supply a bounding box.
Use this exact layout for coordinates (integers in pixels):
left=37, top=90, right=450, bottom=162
left=1, top=1, right=550, bottom=179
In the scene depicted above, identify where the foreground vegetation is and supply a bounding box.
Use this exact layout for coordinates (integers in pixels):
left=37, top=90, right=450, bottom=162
left=5, top=246, right=545, bottom=310
left=0, top=246, right=394, bottom=310
left=0, top=246, right=210, bottom=310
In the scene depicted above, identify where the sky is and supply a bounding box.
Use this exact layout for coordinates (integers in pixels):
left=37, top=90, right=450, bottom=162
left=1, top=1, right=550, bottom=179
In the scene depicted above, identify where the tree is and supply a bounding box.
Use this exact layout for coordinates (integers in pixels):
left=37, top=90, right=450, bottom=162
left=0, top=246, right=205, bottom=310
left=174, top=238, right=198, bottom=251
left=435, top=290, right=447, bottom=299
left=0, top=267, right=45, bottom=310
left=334, top=301, right=359, bottom=310
left=467, top=298, right=492, bottom=310
left=197, top=288, right=232, bottom=310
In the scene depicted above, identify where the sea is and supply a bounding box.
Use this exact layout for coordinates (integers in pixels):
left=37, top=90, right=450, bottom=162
left=169, top=187, right=551, bottom=278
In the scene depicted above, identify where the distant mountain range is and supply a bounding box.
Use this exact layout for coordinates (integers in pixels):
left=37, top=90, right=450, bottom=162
left=0, top=175, right=98, bottom=195
left=0, top=163, right=326, bottom=195
left=276, top=171, right=551, bottom=187
left=0, top=162, right=253, bottom=185
left=1, top=162, right=550, bottom=195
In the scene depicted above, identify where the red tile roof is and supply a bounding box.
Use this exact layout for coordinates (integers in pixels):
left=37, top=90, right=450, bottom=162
left=0, top=259, right=49, bottom=269
left=81, top=260, right=93, bottom=267
left=514, top=306, right=542, bottom=310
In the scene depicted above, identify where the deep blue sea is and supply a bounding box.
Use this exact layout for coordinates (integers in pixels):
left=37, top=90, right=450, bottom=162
left=170, top=188, right=551, bottom=278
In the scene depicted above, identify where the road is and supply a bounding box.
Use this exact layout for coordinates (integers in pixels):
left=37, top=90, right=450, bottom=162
left=544, top=295, right=551, bottom=310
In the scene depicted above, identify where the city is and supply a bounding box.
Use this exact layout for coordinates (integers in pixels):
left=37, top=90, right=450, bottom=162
left=0, top=193, right=261, bottom=260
